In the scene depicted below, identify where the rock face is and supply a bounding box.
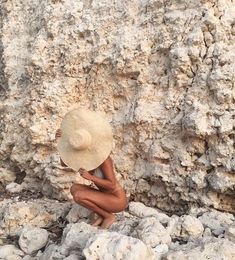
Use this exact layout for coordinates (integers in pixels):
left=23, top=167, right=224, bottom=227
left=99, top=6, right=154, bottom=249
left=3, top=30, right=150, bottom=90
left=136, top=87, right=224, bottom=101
left=132, top=217, right=172, bottom=247
left=0, top=245, right=24, bottom=259
left=1, top=1, right=235, bottom=258
left=166, top=239, right=235, bottom=260
left=0, top=198, right=71, bottom=237
left=0, top=201, right=234, bottom=259
left=19, top=226, right=49, bottom=255
left=0, top=0, right=235, bottom=215
left=83, top=232, right=155, bottom=260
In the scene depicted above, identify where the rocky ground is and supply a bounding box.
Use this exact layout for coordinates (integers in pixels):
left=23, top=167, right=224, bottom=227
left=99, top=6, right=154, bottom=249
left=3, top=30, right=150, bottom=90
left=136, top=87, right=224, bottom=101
left=0, top=192, right=235, bottom=260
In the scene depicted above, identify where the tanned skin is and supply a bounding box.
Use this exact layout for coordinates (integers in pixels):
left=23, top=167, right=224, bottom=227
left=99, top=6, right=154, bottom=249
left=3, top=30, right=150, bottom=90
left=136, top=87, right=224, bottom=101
left=55, top=129, right=128, bottom=229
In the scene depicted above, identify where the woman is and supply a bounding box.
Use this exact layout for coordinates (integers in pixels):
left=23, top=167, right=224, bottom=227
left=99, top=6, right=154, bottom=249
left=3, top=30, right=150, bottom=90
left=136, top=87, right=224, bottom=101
left=55, top=109, right=128, bottom=229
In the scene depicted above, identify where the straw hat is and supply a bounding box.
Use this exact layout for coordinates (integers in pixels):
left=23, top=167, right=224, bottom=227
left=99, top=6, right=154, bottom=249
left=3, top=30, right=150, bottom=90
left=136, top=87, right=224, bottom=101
left=57, top=108, right=113, bottom=171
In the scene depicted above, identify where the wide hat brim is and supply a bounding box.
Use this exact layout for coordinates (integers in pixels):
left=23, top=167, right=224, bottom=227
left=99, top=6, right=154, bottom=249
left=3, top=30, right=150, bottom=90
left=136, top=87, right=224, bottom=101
left=57, top=109, right=113, bottom=171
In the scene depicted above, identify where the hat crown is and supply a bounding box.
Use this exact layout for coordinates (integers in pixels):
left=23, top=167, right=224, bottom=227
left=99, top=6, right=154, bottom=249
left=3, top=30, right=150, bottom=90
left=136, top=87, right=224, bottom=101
left=57, top=108, right=113, bottom=171
left=69, top=128, right=92, bottom=150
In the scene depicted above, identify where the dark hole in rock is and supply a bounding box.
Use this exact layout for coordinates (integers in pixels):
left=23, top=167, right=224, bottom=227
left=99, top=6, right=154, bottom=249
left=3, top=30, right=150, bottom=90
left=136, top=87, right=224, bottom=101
left=196, top=211, right=204, bottom=217
left=206, top=168, right=214, bottom=174
left=172, top=238, right=188, bottom=245
left=162, top=222, right=168, bottom=228
left=14, top=170, right=26, bottom=184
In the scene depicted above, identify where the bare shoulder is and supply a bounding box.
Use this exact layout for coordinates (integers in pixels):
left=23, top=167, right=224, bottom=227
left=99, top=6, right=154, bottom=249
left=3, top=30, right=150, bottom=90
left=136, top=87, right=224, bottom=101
left=100, top=155, right=116, bottom=181
left=100, top=156, right=115, bottom=176
left=102, top=155, right=113, bottom=166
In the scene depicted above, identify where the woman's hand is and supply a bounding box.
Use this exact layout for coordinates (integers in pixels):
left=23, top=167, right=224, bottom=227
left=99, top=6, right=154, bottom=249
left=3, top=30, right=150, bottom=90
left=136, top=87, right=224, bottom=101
left=79, top=168, right=93, bottom=181
left=55, top=129, right=62, bottom=139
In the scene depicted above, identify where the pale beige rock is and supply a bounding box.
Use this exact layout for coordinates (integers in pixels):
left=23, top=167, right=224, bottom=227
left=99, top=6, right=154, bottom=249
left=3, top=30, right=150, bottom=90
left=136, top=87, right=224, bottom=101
left=166, top=214, right=204, bottom=241
left=22, top=256, right=39, bottom=260
left=39, top=244, right=60, bottom=260
left=0, top=245, right=24, bottom=259
left=181, top=215, right=204, bottom=238
left=6, top=255, right=23, bottom=260
left=110, top=217, right=139, bottom=236
left=207, top=169, right=235, bottom=193
left=65, top=204, right=92, bottom=223
left=13, top=203, right=235, bottom=260
left=0, top=199, right=71, bottom=236
left=128, top=202, right=170, bottom=224
left=132, top=217, right=171, bottom=247
left=60, top=222, right=98, bottom=254
left=83, top=232, right=155, bottom=260
left=198, top=210, right=234, bottom=232
left=182, top=102, right=213, bottom=137
left=6, top=182, right=24, bottom=193
left=189, top=170, right=207, bottom=189
left=165, top=239, right=235, bottom=260
left=40, top=222, right=98, bottom=259
left=136, top=179, right=151, bottom=193
left=166, top=215, right=182, bottom=239
left=43, top=166, right=91, bottom=201
left=0, top=168, right=16, bottom=186
left=224, top=222, right=235, bottom=243
left=203, top=227, right=212, bottom=237
left=40, top=220, right=157, bottom=259
left=153, top=244, right=169, bottom=260
left=19, top=226, right=49, bottom=255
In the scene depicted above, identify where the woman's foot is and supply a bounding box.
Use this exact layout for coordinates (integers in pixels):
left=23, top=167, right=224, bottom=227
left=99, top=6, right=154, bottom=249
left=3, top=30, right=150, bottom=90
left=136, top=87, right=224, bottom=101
left=91, top=216, right=103, bottom=227
left=100, top=214, right=116, bottom=229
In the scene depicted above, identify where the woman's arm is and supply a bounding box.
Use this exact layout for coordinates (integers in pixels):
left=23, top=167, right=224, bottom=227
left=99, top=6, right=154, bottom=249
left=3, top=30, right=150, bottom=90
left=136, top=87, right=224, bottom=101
left=79, top=156, right=116, bottom=190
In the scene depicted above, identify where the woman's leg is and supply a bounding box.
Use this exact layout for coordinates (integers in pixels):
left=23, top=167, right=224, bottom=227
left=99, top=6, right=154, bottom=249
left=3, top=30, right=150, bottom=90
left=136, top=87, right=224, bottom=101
left=90, top=213, right=104, bottom=227
left=70, top=184, right=115, bottom=228
left=70, top=184, right=126, bottom=228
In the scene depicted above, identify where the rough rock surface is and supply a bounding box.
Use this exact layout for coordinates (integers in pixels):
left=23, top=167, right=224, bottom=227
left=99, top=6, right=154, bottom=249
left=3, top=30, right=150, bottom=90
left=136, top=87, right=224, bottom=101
left=0, top=0, right=235, bottom=214
left=0, top=198, right=71, bottom=237
left=0, top=0, right=235, bottom=259
left=0, top=201, right=234, bottom=259
left=83, top=232, right=155, bottom=260
left=0, top=245, right=24, bottom=259
left=132, top=217, right=172, bottom=247
left=181, top=215, right=204, bottom=238
left=19, top=226, right=49, bottom=255
left=225, top=223, right=235, bottom=243
left=166, top=239, right=235, bottom=260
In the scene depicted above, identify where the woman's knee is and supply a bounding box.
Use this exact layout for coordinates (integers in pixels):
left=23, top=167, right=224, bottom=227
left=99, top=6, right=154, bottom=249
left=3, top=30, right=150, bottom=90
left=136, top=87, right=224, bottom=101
left=73, top=190, right=87, bottom=202
left=70, top=184, right=77, bottom=196
left=70, top=184, right=84, bottom=196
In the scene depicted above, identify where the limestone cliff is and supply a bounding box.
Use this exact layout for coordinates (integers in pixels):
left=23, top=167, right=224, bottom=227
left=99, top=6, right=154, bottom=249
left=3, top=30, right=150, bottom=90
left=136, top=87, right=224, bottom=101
left=0, top=0, right=235, bottom=214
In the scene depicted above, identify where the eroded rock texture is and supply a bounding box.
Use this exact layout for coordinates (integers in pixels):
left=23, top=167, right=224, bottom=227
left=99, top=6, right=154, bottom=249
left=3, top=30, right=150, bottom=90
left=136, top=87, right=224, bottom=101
left=0, top=0, right=235, bottom=214
left=1, top=201, right=235, bottom=259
